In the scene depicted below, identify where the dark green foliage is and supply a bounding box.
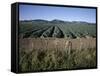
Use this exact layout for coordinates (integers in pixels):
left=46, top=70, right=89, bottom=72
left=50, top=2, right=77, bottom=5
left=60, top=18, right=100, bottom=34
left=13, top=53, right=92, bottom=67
left=19, top=20, right=96, bottom=38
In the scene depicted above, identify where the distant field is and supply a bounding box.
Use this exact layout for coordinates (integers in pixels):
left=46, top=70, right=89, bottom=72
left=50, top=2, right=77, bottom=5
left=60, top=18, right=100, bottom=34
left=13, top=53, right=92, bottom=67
left=19, top=20, right=96, bottom=38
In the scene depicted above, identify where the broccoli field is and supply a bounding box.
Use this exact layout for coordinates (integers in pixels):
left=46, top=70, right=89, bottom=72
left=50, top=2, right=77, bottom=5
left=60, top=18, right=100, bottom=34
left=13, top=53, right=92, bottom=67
left=19, top=19, right=96, bottom=38
left=19, top=19, right=97, bottom=72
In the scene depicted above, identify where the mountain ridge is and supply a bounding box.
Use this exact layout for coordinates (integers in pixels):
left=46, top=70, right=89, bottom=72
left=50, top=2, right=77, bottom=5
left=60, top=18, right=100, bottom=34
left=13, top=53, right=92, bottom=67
left=20, top=19, right=96, bottom=24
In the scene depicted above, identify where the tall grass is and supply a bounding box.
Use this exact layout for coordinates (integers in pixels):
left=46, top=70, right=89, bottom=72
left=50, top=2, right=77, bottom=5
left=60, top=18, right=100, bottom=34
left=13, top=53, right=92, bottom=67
left=19, top=47, right=96, bottom=72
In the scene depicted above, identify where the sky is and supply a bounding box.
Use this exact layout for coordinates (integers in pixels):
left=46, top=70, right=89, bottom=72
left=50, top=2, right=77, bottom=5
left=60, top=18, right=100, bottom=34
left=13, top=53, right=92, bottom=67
left=19, top=4, right=96, bottom=23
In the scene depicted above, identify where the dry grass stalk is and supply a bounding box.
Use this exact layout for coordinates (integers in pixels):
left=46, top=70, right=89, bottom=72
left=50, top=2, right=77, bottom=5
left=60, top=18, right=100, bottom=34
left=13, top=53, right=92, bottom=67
left=65, top=40, right=72, bottom=55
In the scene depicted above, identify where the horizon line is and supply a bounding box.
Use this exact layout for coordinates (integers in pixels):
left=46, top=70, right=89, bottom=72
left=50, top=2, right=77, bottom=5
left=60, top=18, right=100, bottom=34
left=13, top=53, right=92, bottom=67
left=19, top=19, right=96, bottom=24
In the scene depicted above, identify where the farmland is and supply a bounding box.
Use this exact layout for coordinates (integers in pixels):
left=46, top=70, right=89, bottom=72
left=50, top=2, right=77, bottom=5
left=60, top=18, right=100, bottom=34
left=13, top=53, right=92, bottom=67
left=19, top=19, right=96, bottom=38
left=19, top=19, right=97, bottom=72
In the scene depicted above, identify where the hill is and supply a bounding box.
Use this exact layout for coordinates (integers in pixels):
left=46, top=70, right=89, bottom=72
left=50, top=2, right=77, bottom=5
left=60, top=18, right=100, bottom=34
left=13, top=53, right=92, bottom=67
left=19, top=19, right=96, bottom=38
